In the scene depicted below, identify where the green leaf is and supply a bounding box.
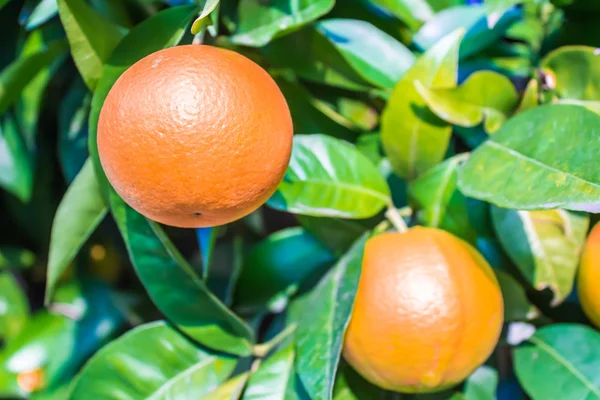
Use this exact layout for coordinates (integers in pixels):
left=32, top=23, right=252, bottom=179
left=0, top=38, right=66, bottom=115
left=0, top=273, right=29, bottom=343
left=409, top=154, right=476, bottom=243
left=368, top=0, right=434, bottom=30
left=495, top=269, right=538, bottom=322
left=516, top=78, right=538, bottom=113
left=58, top=77, right=90, bottom=182
left=88, top=5, right=197, bottom=197
left=16, top=29, right=64, bottom=151
left=414, top=5, right=521, bottom=59
left=25, top=0, right=58, bottom=30
left=332, top=360, right=385, bottom=400
left=264, top=29, right=373, bottom=92
left=229, top=0, right=335, bottom=47
left=464, top=366, right=499, bottom=400
left=382, top=29, right=463, bottom=179
left=69, top=321, right=237, bottom=399
left=315, top=19, right=415, bottom=89
left=294, top=234, right=367, bottom=400
left=275, top=79, right=360, bottom=140
left=57, top=0, right=127, bottom=90
left=191, top=0, right=220, bottom=34
left=0, top=113, right=33, bottom=202
left=0, top=247, right=35, bottom=271
left=491, top=207, right=589, bottom=305
left=0, top=281, right=123, bottom=395
left=541, top=46, right=600, bottom=102
left=416, top=70, right=519, bottom=133
left=297, top=216, right=370, bottom=256
left=243, top=340, right=295, bottom=400
left=268, top=134, right=391, bottom=218
left=202, top=373, right=249, bottom=400
left=46, top=159, right=107, bottom=304
left=196, top=227, right=219, bottom=279
left=458, top=105, right=600, bottom=212
left=110, top=193, right=254, bottom=356
left=235, top=227, right=334, bottom=311
left=485, top=0, right=522, bottom=28
left=0, top=0, right=11, bottom=12
left=515, top=324, right=600, bottom=400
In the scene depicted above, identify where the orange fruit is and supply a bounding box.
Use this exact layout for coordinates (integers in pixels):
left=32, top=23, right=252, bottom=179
left=578, top=223, right=600, bottom=327
left=98, top=45, right=293, bottom=228
left=343, top=227, right=504, bottom=393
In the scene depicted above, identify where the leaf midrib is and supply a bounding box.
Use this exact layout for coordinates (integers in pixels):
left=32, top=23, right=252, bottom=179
left=287, top=177, right=390, bottom=203
left=146, top=357, right=217, bottom=400
left=529, top=335, right=600, bottom=399
left=486, top=141, right=600, bottom=190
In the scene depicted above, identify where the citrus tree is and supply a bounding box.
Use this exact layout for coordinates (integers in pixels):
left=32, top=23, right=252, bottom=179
left=1, top=0, right=600, bottom=399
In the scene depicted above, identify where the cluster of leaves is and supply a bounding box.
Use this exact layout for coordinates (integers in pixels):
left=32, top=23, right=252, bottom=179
left=1, top=0, right=600, bottom=399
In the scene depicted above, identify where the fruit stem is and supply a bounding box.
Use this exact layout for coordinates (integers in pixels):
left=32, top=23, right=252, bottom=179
left=385, top=205, right=409, bottom=233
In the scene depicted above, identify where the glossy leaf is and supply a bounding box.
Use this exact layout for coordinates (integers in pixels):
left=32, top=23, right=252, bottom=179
left=230, top=0, right=335, bottom=47
left=369, top=0, right=433, bottom=30
left=464, top=366, right=499, bottom=400
left=58, top=77, right=90, bottom=182
left=88, top=5, right=197, bottom=196
left=0, top=281, right=123, bottom=396
left=0, top=113, right=33, bottom=202
left=416, top=70, right=519, bottom=133
left=110, top=193, right=254, bottom=356
left=46, top=159, right=107, bottom=304
left=516, top=78, right=538, bottom=113
left=485, top=0, right=521, bottom=28
left=315, top=19, right=415, bottom=89
left=264, top=29, right=373, bottom=92
left=235, top=227, right=334, bottom=311
left=16, top=29, right=64, bottom=151
left=190, top=0, right=219, bottom=34
left=268, top=134, right=391, bottom=218
left=492, top=207, right=588, bottom=305
left=294, top=234, right=367, bottom=399
left=409, top=154, right=476, bottom=242
left=541, top=46, right=600, bottom=102
left=196, top=227, right=219, bottom=279
left=25, top=0, right=58, bottom=30
left=202, top=373, right=249, bottom=400
left=496, top=269, right=538, bottom=322
left=57, top=0, right=127, bottom=90
left=381, top=29, right=463, bottom=179
left=414, top=5, right=521, bottom=58
left=275, top=79, right=360, bottom=139
left=515, top=324, right=600, bottom=400
left=459, top=105, right=600, bottom=212
left=0, top=38, right=66, bottom=115
left=0, top=273, right=29, bottom=343
left=332, top=361, right=385, bottom=400
left=69, top=321, right=237, bottom=399
left=243, top=340, right=294, bottom=400
left=297, top=216, right=369, bottom=256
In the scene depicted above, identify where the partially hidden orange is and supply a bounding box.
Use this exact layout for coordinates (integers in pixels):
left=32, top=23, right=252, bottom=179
left=98, top=45, right=293, bottom=228
left=578, top=223, right=600, bottom=327
left=343, top=227, right=504, bottom=393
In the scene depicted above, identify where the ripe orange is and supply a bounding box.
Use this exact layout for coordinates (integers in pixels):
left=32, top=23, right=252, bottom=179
left=578, top=223, right=600, bottom=327
left=343, top=227, right=504, bottom=393
left=98, top=45, right=293, bottom=228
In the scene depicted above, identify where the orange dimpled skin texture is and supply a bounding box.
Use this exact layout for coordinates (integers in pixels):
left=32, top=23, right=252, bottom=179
left=97, top=45, right=293, bottom=228
left=578, top=223, right=600, bottom=328
left=343, top=227, right=504, bottom=393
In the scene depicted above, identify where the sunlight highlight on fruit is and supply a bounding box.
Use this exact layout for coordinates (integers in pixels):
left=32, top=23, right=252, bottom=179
left=343, top=227, right=504, bottom=393
left=98, top=45, right=293, bottom=228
